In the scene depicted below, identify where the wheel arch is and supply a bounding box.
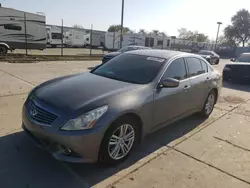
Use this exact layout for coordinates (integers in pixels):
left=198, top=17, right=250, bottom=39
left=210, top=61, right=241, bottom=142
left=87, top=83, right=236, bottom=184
left=0, top=42, right=10, bottom=50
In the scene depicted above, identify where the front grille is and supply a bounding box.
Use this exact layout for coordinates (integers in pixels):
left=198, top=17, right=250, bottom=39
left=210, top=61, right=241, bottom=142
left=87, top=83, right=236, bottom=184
left=28, top=102, right=58, bottom=125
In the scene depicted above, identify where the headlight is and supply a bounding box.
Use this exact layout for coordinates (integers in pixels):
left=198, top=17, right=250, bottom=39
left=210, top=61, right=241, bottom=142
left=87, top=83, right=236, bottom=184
left=61, top=105, right=108, bottom=131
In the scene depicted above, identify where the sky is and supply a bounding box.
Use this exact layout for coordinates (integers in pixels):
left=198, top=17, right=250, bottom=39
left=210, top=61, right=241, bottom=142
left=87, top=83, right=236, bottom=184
left=1, top=0, right=250, bottom=39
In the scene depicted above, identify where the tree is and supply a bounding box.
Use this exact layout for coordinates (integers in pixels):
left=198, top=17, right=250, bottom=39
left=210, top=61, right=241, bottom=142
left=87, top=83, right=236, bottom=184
left=178, top=28, right=209, bottom=42
left=107, top=24, right=131, bottom=33
left=224, top=9, right=250, bottom=47
left=139, top=29, right=146, bottom=34
left=152, top=30, right=159, bottom=35
left=73, top=24, right=84, bottom=29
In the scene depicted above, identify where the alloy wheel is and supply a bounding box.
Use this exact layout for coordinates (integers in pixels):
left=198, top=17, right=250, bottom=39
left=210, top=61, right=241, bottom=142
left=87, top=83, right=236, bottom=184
left=205, top=93, right=215, bottom=114
left=108, top=124, right=135, bottom=160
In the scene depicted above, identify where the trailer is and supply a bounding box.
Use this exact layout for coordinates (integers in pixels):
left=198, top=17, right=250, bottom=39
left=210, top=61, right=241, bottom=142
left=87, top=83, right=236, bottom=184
left=103, top=32, right=171, bottom=51
left=46, top=26, right=65, bottom=48
left=65, top=29, right=86, bottom=48
left=84, top=33, right=101, bottom=48
left=0, top=6, right=46, bottom=54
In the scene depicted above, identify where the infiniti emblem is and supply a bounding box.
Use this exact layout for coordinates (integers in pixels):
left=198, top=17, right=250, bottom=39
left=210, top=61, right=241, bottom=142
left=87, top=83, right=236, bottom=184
left=30, top=109, right=37, bottom=117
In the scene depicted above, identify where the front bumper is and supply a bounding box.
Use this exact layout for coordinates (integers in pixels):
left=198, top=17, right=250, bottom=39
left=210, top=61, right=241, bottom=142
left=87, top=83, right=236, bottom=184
left=22, top=105, right=106, bottom=163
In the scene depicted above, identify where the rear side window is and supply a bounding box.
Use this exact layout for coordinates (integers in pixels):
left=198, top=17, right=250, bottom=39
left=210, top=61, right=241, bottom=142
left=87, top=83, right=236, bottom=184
left=186, top=57, right=203, bottom=77
left=200, top=60, right=208, bottom=72
left=163, top=58, right=187, bottom=80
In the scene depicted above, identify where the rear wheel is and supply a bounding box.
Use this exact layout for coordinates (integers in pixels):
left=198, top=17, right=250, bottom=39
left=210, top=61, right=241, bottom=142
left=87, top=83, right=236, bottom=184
left=98, top=117, right=138, bottom=165
left=0, top=45, right=8, bottom=55
left=199, top=90, right=216, bottom=118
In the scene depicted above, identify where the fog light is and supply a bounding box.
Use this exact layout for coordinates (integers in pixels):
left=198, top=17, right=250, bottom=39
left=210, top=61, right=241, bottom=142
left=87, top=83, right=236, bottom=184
left=60, top=146, right=71, bottom=155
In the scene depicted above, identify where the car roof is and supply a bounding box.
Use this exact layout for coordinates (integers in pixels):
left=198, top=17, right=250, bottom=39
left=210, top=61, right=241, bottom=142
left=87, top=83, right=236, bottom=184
left=126, top=45, right=151, bottom=49
left=126, top=49, right=189, bottom=59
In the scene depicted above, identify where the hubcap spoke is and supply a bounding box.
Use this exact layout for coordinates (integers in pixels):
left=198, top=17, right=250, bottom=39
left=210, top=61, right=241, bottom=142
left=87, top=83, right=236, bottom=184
left=205, top=94, right=214, bottom=114
left=123, top=131, right=134, bottom=141
left=109, top=135, right=120, bottom=145
left=111, top=144, right=120, bottom=158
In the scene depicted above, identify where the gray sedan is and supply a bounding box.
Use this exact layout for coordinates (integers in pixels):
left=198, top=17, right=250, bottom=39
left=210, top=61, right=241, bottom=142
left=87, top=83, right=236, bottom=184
left=22, top=50, right=222, bottom=164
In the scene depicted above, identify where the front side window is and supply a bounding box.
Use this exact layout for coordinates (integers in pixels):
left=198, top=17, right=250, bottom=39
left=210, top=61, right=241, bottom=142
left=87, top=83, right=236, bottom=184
left=92, top=54, right=165, bottom=84
left=186, top=57, right=204, bottom=77
left=163, top=58, right=187, bottom=80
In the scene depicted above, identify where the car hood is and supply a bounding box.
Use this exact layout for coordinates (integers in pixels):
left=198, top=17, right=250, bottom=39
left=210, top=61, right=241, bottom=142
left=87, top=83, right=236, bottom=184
left=104, top=51, right=121, bottom=57
left=34, top=72, right=140, bottom=112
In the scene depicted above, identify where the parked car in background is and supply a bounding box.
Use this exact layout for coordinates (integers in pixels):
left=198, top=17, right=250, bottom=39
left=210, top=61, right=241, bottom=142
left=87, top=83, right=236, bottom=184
left=198, top=50, right=220, bottom=64
left=22, top=50, right=221, bottom=165
left=223, top=53, right=250, bottom=81
left=102, top=45, right=151, bottom=64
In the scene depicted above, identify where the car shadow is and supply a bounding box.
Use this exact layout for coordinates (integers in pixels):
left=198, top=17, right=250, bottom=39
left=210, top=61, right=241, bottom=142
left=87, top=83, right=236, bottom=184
left=223, top=80, right=250, bottom=92
left=0, top=131, right=85, bottom=188
left=0, top=115, right=207, bottom=187
left=67, top=114, right=207, bottom=186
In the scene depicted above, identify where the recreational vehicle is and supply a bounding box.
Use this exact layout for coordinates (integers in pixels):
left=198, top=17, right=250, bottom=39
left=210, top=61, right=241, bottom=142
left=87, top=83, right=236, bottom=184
left=84, top=33, right=101, bottom=48
left=0, top=6, right=46, bottom=54
left=65, top=29, right=86, bottom=48
left=103, top=32, right=171, bottom=51
left=46, top=26, right=65, bottom=48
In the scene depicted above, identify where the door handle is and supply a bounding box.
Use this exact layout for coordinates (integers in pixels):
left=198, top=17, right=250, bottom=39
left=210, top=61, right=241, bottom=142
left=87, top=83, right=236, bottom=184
left=206, top=77, right=211, bottom=81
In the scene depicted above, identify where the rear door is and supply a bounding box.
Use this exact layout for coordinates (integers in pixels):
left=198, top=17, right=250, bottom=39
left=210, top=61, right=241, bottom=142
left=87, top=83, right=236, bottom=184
left=185, top=57, right=210, bottom=109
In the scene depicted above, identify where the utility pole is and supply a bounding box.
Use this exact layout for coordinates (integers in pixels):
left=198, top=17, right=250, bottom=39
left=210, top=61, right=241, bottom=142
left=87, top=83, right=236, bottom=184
left=214, top=22, right=222, bottom=51
left=120, top=0, right=124, bottom=49
left=61, top=19, right=64, bottom=56
left=24, top=13, right=28, bottom=55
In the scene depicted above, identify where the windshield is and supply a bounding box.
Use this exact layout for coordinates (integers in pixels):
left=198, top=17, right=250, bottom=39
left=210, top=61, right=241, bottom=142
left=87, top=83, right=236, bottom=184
left=198, top=51, right=211, bottom=55
left=235, top=54, right=250, bottom=62
left=92, top=54, right=165, bottom=84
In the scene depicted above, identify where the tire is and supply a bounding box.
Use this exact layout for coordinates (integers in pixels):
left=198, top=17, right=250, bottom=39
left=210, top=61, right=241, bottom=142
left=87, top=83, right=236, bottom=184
left=98, top=116, right=139, bottom=165
left=215, top=59, right=219, bottom=64
left=0, top=45, right=8, bottom=55
left=199, top=90, right=216, bottom=118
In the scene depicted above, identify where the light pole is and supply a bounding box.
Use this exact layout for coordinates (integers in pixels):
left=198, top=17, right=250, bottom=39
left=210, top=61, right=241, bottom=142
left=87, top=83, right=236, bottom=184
left=120, top=0, right=124, bottom=49
left=214, top=22, right=222, bottom=51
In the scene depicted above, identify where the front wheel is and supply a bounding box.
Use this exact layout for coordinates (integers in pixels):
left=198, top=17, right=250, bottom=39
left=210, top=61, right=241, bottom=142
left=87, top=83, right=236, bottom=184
left=98, top=117, right=138, bottom=165
left=215, top=59, right=220, bottom=64
left=199, top=90, right=216, bottom=118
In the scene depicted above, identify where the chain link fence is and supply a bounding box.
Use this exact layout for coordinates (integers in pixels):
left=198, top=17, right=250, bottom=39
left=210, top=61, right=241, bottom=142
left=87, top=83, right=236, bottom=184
left=2, top=13, right=243, bottom=58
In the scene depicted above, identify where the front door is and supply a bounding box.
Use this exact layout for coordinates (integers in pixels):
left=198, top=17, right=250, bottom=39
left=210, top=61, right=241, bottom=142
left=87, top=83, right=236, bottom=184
left=153, top=58, right=192, bottom=127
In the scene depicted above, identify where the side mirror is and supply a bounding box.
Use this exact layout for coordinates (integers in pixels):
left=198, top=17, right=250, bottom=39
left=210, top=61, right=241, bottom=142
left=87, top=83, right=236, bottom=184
left=158, top=78, right=180, bottom=88
left=230, top=58, right=235, bottom=62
